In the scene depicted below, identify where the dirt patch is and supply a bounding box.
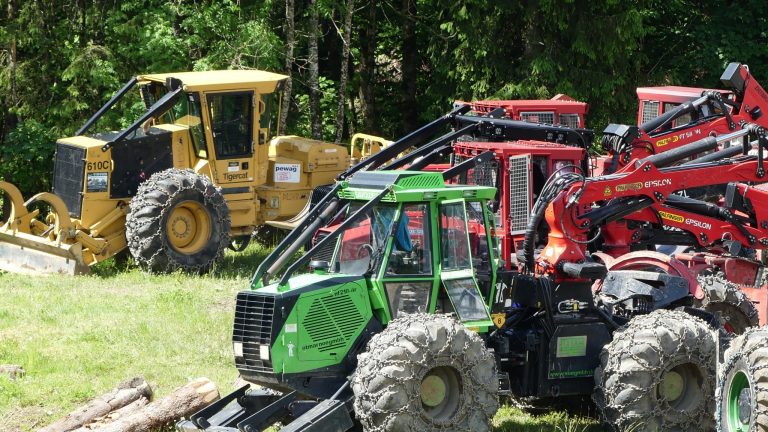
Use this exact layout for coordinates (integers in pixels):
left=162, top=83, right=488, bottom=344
left=1, top=405, right=51, bottom=431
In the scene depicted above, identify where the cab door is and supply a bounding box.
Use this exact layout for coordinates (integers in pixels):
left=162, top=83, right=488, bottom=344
left=203, top=91, right=257, bottom=185
left=379, top=203, right=437, bottom=320
left=438, top=199, right=493, bottom=327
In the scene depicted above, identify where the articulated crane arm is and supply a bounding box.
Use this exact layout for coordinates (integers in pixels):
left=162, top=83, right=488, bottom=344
left=602, top=62, right=768, bottom=173
left=524, top=123, right=768, bottom=283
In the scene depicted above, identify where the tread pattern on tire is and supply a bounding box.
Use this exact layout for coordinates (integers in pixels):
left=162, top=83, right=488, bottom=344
left=593, top=309, right=716, bottom=431
left=717, top=327, right=768, bottom=431
left=694, top=270, right=758, bottom=334
left=126, top=168, right=230, bottom=273
left=351, top=313, right=498, bottom=432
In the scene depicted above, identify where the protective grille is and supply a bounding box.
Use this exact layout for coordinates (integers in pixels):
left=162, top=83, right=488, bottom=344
left=454, top=155, right=501, bottom=226
left=233, top=291, right=275, bottom=374
left=641, top=101, right=660, bottom=124
left=454, top=156, right=498, bottom=187
left=311, top=232, right=337, bottom=263
left=304, top=294, right=363, bottom=352
left=559, top=113, right=581, bottom=128
left=508, top=155, right=531, bottom=234
left=520, top=111, right=555, bottom=124
left=52, top=143, right=86, bottom=218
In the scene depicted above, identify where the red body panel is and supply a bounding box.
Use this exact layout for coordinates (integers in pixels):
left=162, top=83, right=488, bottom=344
left=453, top=140, right=586, bottom=268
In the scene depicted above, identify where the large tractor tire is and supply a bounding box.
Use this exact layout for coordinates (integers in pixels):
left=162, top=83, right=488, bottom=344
left=351, top=313, right=498, bottom=432
left=717, top=327, right=768, bottom=431
left=126, top=169, right=230, bottom=273
left=594, top=309, right=716, bottom=431
left=694, top=270, right=758, bottom=334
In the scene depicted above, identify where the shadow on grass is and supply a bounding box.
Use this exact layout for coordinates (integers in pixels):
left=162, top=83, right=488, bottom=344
left=90, top=239, right=302, bottom=281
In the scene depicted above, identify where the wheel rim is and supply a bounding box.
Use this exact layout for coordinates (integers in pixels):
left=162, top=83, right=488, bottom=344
left=420, top=366, right=462, bottom=422
left=657, top=362, right=703, bottom=411
left=166, top=200, right=212, bottom=254
left=727, top=371, right=752, bottom=431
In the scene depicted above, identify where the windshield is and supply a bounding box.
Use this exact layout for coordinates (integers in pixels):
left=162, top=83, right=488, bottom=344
left=331, top=203, right=397, bottom=276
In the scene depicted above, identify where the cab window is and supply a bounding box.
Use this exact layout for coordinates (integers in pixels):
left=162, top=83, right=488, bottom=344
left=183, top=93, right=207, bottom=159
left=332, top=204, right=397, bottom=276
left=386, top=203, right=432, bottom=276
left=207, top=92, right=253, bottom=158
left=440, top=202, right=471, bottom=271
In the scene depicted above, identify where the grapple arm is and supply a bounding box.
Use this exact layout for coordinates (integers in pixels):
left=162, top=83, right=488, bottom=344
left=176, top=385, right=355, bottom=432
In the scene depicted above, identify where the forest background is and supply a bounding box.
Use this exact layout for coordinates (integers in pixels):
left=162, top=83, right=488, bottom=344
left=0, top=0, right=766, bottom=196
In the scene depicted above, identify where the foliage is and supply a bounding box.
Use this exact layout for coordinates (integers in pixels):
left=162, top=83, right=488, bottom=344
left=2, top=0, right=766, bottom=168
left=291, top=76, right=339, bottom=140
left=0, top=120, right=56, bottom=196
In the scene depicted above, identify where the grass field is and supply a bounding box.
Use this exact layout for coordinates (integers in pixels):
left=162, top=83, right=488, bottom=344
left=0, top=245, right=599, bottom=431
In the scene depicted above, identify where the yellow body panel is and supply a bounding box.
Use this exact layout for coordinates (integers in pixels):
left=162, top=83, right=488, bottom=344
left=349, top=133, right=394, bottom=164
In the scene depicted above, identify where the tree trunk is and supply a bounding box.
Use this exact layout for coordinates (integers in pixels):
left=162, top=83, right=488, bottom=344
left=358, top=0, right=377, bottom=133
left=400, top=0, right=417, bottom=134
left=2, top=0, right=18, bottom=143
left=278, top=0, right=295, bottom=136
left=308, top=0, right=323, bottom=140
left=39, top=377, right=152, bottom=432
left=347, top=95, right=358, bottom=136
left=78, top=377, right=218, bottom=432
left=334, top=0, right=354, bottom=143
left=71, top=397, right=149, bottom=431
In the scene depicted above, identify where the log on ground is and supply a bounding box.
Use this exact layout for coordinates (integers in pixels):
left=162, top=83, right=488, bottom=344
left=39, top=377, right=152, bottom=432
left=72, top=397, right=149, bottom=431
left=84, top=377, right=219, bottom=432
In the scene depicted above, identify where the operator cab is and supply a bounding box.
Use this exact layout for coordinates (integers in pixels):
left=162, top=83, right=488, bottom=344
left=299, top=171, right=497, bottom=326
left=637, top=86, right=734, bottom=132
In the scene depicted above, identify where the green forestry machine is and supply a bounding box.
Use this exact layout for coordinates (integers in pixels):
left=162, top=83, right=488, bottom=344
left=176, top=106, right=604, bottom=432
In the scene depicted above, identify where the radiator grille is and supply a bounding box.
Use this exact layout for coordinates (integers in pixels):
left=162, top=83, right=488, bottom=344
left=641, top=101, right=660, bottom=124
left=559, top=113, right=581, bottom=128
left=234, top=291, right=276, bottom=374
left=52, top=144, right=86, bottom=218
left=520, top=111, right=555, bottom=124
left=509, top=155, right=531, bottom=234
left=304, top=294, right=363, bottom=352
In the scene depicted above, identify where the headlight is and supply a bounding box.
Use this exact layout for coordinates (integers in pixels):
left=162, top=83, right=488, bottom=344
left=260, top=345, right=270, bottom=360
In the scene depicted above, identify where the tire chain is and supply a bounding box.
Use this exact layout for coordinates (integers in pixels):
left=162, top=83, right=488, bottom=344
left=594, top=309, right=716, bottom=431
left=717, top=327, right=768, bottom=431
left=695, top=269, right=759, bottom=333
left=351, top=313, right=498, bottom=432
left=126, top=168, right=230, bottom=273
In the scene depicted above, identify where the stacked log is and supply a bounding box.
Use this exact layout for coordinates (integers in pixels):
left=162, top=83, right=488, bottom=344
left=39, top=377, right=219, bottom=432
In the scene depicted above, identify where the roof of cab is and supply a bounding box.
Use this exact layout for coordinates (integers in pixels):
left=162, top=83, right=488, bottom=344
left=138, top=70, right=289, bottom=93
left=340, top=170, right=496, bottom=202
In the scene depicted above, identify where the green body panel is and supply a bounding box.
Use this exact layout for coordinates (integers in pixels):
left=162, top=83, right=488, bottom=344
left=263, top=274, right=372, bottom=374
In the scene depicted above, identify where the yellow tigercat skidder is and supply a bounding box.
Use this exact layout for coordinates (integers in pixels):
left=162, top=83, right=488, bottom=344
left=0, top=70, right=348, bottom=275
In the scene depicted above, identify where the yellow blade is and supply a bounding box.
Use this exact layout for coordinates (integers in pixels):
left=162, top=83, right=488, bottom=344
left=0, top=230, right=88, bottom=275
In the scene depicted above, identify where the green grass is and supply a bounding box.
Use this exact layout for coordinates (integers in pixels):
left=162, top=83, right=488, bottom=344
left=0, top=244, right=599, bottom=431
